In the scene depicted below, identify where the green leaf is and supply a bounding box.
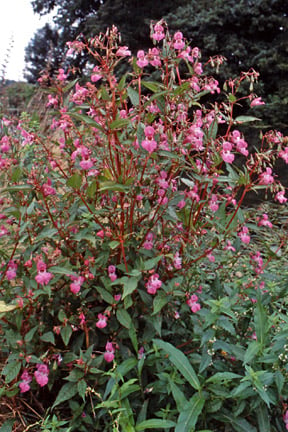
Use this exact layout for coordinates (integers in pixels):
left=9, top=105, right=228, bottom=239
left=61, top=325, right=73, bottom=346
left=175, top=393, right=205, bottom=432
left=153, top=339, right=201, bottom=390
left=122, top=277, right=139, bottom=299
left=275, top=370, right=285, bottom=395
left=40, top=331, right=55, bottom=345
left=143, top=256, right=162, bottom=271
left=49, top=265, right=73, bottom=275
left=2, top=361, right=21, bottom=384
left=109, top=118, right=131, bottom=130
left=136, top=419, right=176, bottom=430
left=98, top=181, right=129, bottom=192
left=206, top=372, right=242, bottom=383
left=24, top=326, right=38, bottom=343
left=254, top=302, right=267, bottom=345
left=169, top=381, right=188, bottom=411
left=116, top=309, right=132, bottom=329
left=68, top=112, right=105, bottom=132
left=235, top=115, right=261, bottom=123
left=127, top=87, right=139, bottom=106
left=0, top=301, right=16, bottom=313
left=257, top=403, right=271, bottom=431
left=0, top=420, right=14, bottom=432
left=244, top=341, right=260, bottom=364
left=11, top=167, right=22, bottom=182
left=66, top=173, right=82, bottom=190
left=95, top=286, right=115, bottom=304
left=2, top=185, right=32, bottom=193
left=52, top=382, right=78, bottom=408
left=141, top=81, right=163, bottom=93
left=87, top=180, right=97, bottom=198
left=77, top=379, right=87, bottom=402
left=152, top=294, right=169, bottom=315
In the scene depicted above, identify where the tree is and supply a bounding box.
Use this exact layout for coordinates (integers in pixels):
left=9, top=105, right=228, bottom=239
left=165, top=0, right=288, bottom=132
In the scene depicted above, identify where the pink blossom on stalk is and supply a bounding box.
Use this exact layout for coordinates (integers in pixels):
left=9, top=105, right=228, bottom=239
left=104, top=341, right=115, bottom=363
left=259, top=167, right=274, bottom=185
left=142, top=126, right=157, bottom=153
left=283, top=410, right=288, bottom=430
left=177, top=199, right=186, bottom=209
left=145, top=273, right=162, bottom=295
left=143, top=232, right=154, bottom=250
left=79, top=158, right=93, bottom=170
left=152, top=23, right=165, bottom=41
left=148, top=48, right=161, bottom=67
left=224, top=241, right=236, bottom=252
left=57, top=68, right=67, bottom=81
left=275, top=190, right=287, bottom=203
left=250, top=97, right=265, bottom=107
left=194, top=62, right=203, bottom=75
left=221, top=141, right=235, bottom=163
left=34, top=364, right=49, bottom=387
left=258, top=213, right=273, bottom=228
left=46, top=94, right=58, bottom=108
left=173, top=252, right=182, bottom=269
left=279, top=147, right=288, bottom=163
left=136, top=50, right=148, bottom=68
left=19, top=370, right=32, bottom=393
left=116, top=46, right=131, bottom=57
left=91, top=66, right=102, bottom=82
left=0, top=225, right=9, bottom=237
left=187, top=294, right=201, bottom=313
left=35, top=270, right=53, bottom=286
left=96, top=313, right=108, bottom=329
left=238, top=226, right=250, bottom=244
left=173, top=32, right=185, bottom=50
left=209, top=195, right=219, bottom=212
left=70, top=275, right=85, bottom=294
left=108, top=265, right=117, bottom=282
left=42, top=178, right=56, bottom=196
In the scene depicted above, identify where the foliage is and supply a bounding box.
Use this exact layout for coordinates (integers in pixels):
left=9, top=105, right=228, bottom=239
left=1, top=23, right=288, bottom=431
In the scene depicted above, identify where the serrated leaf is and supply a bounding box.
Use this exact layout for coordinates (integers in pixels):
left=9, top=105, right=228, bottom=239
left=127, top=87, right=139, bottom=106
left=136, top=419, right=176, bottom=430
left=153, top=339, right=201, bottom=390
left=68, top=112, right=105, bottom=132
left=0, top=301, right=16, bottom=313
left=61, top=325, right=73, bottom=346
left=66, top=173, right=82, bottom=190
left=116, top=309, right=132, bottom=329
left=40, top=331, right=55, bottom=345
left=152, top=294, right=169, bottom=315
left=24, top=326, right=38, bottom=343
left=244, top=341, right=260, bottom=364
left=49, top=265, right=73, bottom=275
left=2, top=361, right=21, bottom=384
left=235, top=115, right=261, bottom=123
left=257, top=403, right=271, bottom=432
left=123, top=277, right=138, bottom=299
left=77, top=379, right=87, bottom=401
left=95, top=286, right=115, bottom=304
left=141, top=81, right=162, bottom=93
left=206, top=372, right=242, bottom=383
left=109, top=118, right=130, bottom=130
left=175, top=393, right=205, bottom=432
left=143, top=256, right=162, bottom=271
left=52, top=382, right=78, bottom=408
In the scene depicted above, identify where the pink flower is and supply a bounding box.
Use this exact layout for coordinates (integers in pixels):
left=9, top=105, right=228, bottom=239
left=259, top=167, right=274, bottom=185
left=116, top=46, right=131, bottom=57
left=258, top=213, right=272, bottom=228
left=104, top=341, right=115, bottom=362
left=80, top=159, right=93, bottom=170
left=141, top=126, right=157, bottom=153
left=70, top=275, right=85, bottom=294
left=108, top=265, right=117, bottom=281
left=96, top=230, right=105, bottom=239
left=173, top=252, right=182, bottom=269
left=275, top=190, right=287, bottom=203
left=279, top=147, right=288, bottom=163
left=35, top=270, right=53, bottom=286
left=173, top=32, right=185, bottom=50
left=91, top=66, right=102, bottom=82
left=42, top=178, right=56, bottom=196
left=136, top=50, right=148, bottom=68
left=177, top=199, right=186, bottom=209
left=57, top=68, right=67, bottom=81
left=250, top=97, right=265, bottom=107
left=34, top=364, right=49, bottom=387
left=238, top=226, right=250, bottom=244
left=145, top=273, right=162, bottom=295
left=46, top=94, right=58, bottom=108
left=224, top=240, right=236, bottom=252
left=143, top=232, right=154, bottom=250
left=221, top=141, right=234, bottom=163
left=191, top=302, right=201, bottom=313
left=19, top=370, right=32, bottom=393
left=152, top=24, right=165, bottom=41
left=96, top=313, right=108, bottom=329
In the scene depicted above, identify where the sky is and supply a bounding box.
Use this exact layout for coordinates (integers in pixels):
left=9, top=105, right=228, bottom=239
left=0, top=0, right=55, bottom=81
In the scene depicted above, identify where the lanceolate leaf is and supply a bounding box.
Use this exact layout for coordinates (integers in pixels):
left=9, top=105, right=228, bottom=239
left=153, top=339, right=201, bottom=390
left=175, top=393, right=205, bottom=432
left=135, top=419, right=176, bottom=431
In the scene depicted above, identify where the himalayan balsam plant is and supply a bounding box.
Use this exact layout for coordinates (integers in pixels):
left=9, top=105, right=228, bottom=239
left=1, top=21, right=288, bottom=431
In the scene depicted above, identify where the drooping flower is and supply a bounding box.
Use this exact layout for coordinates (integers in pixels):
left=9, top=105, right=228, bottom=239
left=275, top=190, right=287, bottom=203
left=19, top=370, right=32, bottom=393
left=70, top=275, right=85, bottom=294
left=141, top=126, right=157, bottom=153
left=35, top=270, right=53, bottom=286
left=104, top=341, right=115, bottom=362
left=116, top=46, right=131, bottom=57
left=136, top=50, right=148, bottom=68
left=258, top=213, right=273, bottom=228
left=152, top=23, right=165, bottom=41
left=259, top=167, right=274, bottom=185
left=96, top=313, right=108, bottom=329
left=238, top=226, right=250, bottom=244
left=250, top=97, right=265, bottom=107
left=145, top=273, right=162, bottom=295
left=173, top=31, right=185, bottom=50
left=34, top=364, right=49, bottom=387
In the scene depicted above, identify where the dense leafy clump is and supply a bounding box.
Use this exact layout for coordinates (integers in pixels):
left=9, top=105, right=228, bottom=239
left=1, top=22, right=288, bottom=431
